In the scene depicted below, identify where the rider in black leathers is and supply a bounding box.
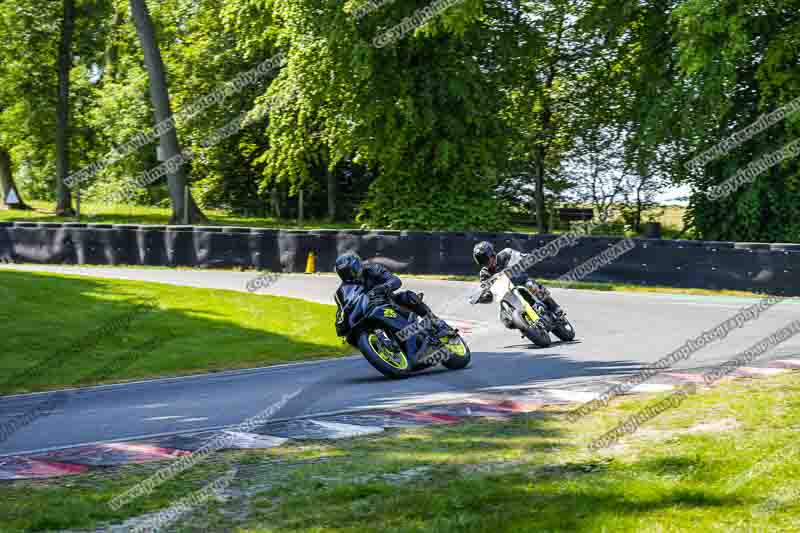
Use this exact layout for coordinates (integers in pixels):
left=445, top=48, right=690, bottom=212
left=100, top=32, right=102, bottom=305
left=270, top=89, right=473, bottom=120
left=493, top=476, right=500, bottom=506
left=333, top=253, right=445, bottom=339
left=472, top=241, right=564, bottom=327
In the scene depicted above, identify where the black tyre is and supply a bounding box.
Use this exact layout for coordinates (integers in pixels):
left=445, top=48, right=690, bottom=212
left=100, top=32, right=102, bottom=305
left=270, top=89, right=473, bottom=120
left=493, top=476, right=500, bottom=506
left=440, top=334, right=472, bottom=370
left=553, top=318, right=576, bottom=342
left=514, top=309, right=551, bottom=348
left=525, top=325, right=551, bottom=347
left=357, top=330, right=413, bottom=379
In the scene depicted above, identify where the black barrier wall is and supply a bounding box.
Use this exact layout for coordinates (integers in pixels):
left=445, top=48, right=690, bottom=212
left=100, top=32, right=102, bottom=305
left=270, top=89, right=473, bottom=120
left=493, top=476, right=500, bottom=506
left=0, top=222, right=798, bottom=296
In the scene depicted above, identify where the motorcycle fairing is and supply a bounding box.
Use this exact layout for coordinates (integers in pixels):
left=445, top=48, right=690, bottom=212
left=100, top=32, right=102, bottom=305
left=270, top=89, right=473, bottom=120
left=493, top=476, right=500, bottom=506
left=338, top=283, right=428, bottom=364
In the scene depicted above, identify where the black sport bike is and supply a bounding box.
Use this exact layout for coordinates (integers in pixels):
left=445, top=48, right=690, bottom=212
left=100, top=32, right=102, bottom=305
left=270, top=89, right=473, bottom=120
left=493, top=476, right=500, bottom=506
left=338, top=284, right=471, bottom=379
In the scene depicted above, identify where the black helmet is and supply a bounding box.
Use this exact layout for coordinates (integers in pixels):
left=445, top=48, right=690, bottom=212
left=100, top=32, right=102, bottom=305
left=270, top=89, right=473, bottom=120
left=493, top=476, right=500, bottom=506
left=473, top=241, right=495, bottom=267
left=335, top=253, right=364, bottom=283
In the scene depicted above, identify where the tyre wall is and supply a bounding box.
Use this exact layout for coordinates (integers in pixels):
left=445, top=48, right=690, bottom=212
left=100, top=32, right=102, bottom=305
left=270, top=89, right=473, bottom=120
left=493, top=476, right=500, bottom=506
left=0, top=222, right=797, bottom=296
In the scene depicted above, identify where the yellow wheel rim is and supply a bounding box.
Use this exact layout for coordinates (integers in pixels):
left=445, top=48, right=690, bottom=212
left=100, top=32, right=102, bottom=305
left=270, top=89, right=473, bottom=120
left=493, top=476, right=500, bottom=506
left=368, top=333, right=409, bottom=370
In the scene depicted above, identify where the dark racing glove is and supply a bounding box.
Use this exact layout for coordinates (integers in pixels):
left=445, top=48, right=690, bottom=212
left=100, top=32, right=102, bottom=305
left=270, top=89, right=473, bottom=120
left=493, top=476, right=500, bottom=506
left=367, top=284, right=392, bottom=301
left=469, top=288, right=493, bottom=305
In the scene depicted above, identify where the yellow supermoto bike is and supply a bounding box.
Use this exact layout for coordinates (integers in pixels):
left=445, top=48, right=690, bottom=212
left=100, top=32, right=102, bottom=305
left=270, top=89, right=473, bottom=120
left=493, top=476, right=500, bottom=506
left=471, top=271, right=576, bottom=348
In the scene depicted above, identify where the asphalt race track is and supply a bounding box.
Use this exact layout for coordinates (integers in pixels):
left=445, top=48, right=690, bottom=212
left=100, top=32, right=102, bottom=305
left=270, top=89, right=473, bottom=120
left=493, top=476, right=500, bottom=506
left=2, top=264, right=799, bottom=457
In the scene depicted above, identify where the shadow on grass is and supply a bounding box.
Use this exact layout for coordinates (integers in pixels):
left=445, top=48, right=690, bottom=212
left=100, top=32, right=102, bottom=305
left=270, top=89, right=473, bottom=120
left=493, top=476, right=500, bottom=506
left=0, top=269, right=347, bottom=395
left=243, top=413, right=749, bottom=533
left=0, top=401, right=759, bottom=532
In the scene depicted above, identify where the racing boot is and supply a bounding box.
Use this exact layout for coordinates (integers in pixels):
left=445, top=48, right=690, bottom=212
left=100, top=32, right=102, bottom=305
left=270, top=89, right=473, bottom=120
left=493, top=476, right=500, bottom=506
left=527, top=281, right=565, bottom=321
left=414, top=294, right=455, bottom=337
left=543, top=296, right=565, bottom=321
left=431, top=315, right=456, bottom=337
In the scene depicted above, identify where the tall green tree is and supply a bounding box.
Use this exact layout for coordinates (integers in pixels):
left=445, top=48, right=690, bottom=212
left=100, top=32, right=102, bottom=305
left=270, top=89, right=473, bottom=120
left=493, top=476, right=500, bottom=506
left=673, top=0, right=800, bottom=242
left=129, top=0, right=207, bottom=223
left=55, top=0, right=77, bottom=215
left=584, top=0, right=688, bottom=231
left=233, top=0, right=512, bottom=230
left=0, top=0, right=60, bottom=206
left=501, top=0, right=597, bottom=233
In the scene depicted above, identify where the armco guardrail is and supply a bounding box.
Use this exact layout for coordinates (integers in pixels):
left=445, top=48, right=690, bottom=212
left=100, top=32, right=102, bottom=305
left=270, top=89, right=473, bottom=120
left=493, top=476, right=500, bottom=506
left=0, top=222, right=798, bottom=295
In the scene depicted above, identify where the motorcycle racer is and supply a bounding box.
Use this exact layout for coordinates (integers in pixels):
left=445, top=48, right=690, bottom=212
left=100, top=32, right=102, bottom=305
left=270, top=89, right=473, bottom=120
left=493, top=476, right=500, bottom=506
left=472, top=241, right=565, bottom=327
left=333, top=253, right=449, bottom=339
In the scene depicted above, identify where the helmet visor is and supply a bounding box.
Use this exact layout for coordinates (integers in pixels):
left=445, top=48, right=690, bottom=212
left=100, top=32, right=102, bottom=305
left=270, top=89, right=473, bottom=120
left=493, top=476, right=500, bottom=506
left=336, top=255, right=363, bottom=283
left=474, top=251, right=491, bottom=267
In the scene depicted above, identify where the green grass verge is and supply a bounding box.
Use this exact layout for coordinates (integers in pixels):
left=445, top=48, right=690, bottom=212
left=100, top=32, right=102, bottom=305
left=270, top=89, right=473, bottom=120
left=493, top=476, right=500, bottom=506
left=416, top=273, right=783, bottom=298
left=540, top=279, right=783, bottom=298
left=0, top=200, right=362, bottom=230
left=3, top=373, right=800, bottom=532
left=0, top=270, right=350, bottom=395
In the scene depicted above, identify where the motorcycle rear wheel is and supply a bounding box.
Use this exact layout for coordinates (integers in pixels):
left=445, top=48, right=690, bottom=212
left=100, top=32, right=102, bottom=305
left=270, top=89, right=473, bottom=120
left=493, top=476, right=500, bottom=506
left=441, top=334, right=472, bottom=370
left=553, top=318, right=576, bottom=342
left=358, top=330, right=413, bottom=379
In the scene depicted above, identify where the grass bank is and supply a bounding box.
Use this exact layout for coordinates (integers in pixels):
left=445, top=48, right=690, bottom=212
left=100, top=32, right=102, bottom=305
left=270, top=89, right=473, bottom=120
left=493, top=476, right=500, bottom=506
left=0, top=200, right=361, bottom=230
left=2, top=372, right=799, bottom=531
left=413, top=273, right=779, bottom=299
left=0, top=270, right=350, bottom=395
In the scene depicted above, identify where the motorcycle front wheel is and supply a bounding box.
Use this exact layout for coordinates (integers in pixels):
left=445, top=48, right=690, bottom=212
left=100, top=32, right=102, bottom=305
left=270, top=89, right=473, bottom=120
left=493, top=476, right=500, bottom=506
left=358, top=330, right=414, bottom=379
left=515, top=310, right=551, bottom=348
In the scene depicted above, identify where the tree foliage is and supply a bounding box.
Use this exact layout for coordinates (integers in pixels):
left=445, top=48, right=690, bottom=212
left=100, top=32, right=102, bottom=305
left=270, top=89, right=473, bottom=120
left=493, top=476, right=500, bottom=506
left=0, top=0, right=798, bottom=238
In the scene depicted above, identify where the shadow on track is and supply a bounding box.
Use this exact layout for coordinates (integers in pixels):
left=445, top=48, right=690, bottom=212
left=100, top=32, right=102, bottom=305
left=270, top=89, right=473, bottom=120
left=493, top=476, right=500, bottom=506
left=261, top=349, right=641, bottom=424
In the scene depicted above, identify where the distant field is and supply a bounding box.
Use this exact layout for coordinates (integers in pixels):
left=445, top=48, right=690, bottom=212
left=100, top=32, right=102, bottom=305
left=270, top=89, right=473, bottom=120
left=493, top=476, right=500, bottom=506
left=649, top=205, right=687, bottom=231
left=512, top=205, right=687, bottom=235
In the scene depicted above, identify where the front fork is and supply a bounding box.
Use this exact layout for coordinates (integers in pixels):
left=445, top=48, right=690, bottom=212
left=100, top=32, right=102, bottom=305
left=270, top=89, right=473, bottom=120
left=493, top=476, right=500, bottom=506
left=514, top=289, right=542, bottom=324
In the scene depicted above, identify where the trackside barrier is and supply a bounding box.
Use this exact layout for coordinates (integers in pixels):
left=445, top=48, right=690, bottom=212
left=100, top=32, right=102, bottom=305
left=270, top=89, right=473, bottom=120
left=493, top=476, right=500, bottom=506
left=0, top=224, right=797, bottom=296
left=220, top=227, right=253, bottom=268
left=165, top=226, right=195, bottom=267
left=252, top=229, right=281, bottom=271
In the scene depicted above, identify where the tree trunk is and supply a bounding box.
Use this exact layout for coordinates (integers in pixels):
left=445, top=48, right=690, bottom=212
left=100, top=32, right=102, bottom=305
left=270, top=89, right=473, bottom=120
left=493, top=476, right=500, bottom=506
left=534, top=149, right=548, bottom=234
left=0, top=148, right=30, bottom=210
left=270, top=188, right=280, bottom=217
left=634, top=188, right=643, bottom=234
left=531, top=12, right=564, bottom=235
left=129, top=0, right=207, bottom=225
left=325, top=160, right=336, bottom=221
left=104, top=6, right=124, bottom=82
left=55, top=0, right=75, bottom=216
left=298, top=189, right=304, bottom=224
left=633, top=156, right=649, bottom=233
